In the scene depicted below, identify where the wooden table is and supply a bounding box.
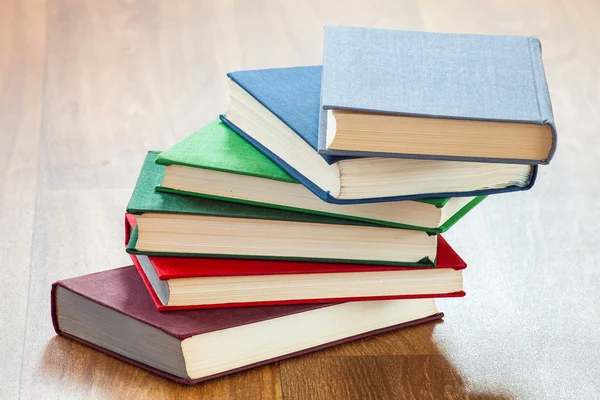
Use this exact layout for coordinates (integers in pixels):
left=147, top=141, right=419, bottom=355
left=2, top=0, right=598, bottom=398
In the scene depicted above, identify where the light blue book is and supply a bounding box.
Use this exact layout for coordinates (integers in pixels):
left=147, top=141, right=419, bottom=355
left=318, top=26, right=557, bottom=165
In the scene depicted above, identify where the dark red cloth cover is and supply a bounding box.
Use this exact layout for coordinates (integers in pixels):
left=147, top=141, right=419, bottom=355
left=51, top=266, right=443, bottom=385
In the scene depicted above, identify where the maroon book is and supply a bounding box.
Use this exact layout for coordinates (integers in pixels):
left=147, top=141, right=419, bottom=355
left=52, top=266, right=443, bottom=385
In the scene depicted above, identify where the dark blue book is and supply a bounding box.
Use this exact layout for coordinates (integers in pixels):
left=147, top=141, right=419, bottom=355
left=318, top=26, right=557, bottom=165
left=222, top=66, right=537, bottom=205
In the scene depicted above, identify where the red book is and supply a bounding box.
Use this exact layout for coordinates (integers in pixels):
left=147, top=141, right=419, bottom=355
left=125, top=213, right=466, bottom=310
left=52, top=266, right=443, bottom=384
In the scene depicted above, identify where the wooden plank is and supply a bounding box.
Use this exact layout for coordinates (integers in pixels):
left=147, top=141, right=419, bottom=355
left=0, top=0, right=46, bottom=398
left=302, top=319, right=445, bottom=357
left=280, top=355, right=512, bottom=400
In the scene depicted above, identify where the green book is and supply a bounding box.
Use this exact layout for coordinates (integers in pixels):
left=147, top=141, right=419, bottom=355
left=127, top=152, right=437, bottom=267
left=155, top=120, right=485, bottom=233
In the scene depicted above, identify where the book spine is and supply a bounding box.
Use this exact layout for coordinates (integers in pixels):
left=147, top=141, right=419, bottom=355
left=528, top=37, right=557, bottom=164
left=52, top=279, right=187, bottom=383
left=124, top=213, right=134, bottom=245
left=437, top=196, right=487, bottom=233
left=129, top=253, right=169, bottom=311
left=317, top=66, right=328, bottom=152
left=56, top=330, right=192, bottom=384
left=50, top=282, right=61, bottom=334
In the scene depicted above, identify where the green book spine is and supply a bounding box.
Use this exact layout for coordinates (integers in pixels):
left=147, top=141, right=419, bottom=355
left=438, top=196, right=487, bottom=232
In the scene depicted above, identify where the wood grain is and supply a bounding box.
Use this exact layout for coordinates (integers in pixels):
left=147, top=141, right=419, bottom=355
left=280, top=356, right=510, bottom=400
left=1, top=0, right=599, bottom=399
left=0, top=0, right=46, bottom=399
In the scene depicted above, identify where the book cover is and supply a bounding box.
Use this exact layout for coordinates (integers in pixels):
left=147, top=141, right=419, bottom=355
left=222, top=66, right=538, bottom=204
left=318, top=26, right=557, bottom=164
left=155, top=120, right=485, bottom=233
left=156, top=119, right=296, bottom=184
left=51, top=266, right=443, bottom=384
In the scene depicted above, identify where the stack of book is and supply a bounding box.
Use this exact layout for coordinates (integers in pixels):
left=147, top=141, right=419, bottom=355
left=51, top=26, right=556, bottom=385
